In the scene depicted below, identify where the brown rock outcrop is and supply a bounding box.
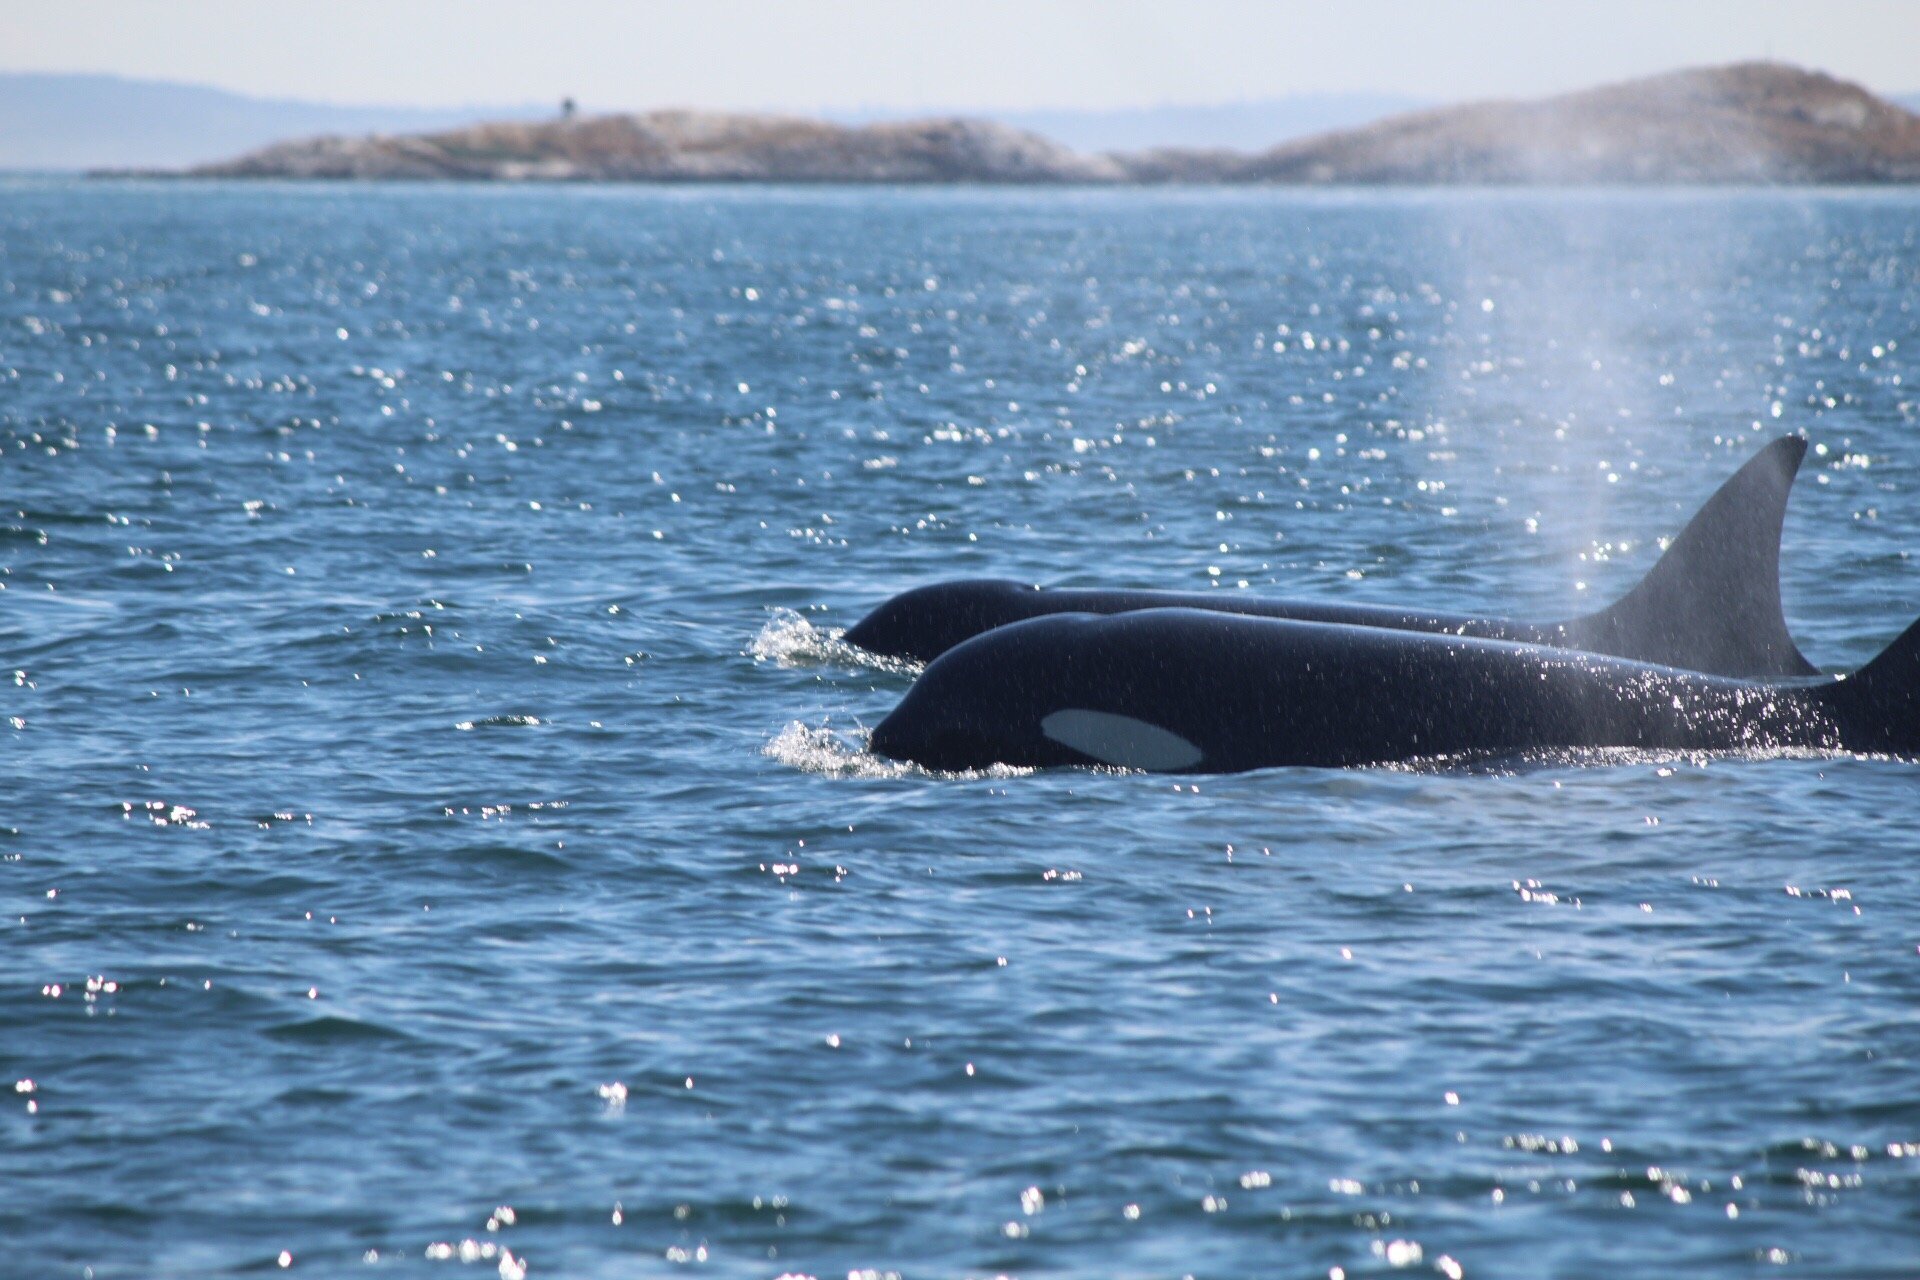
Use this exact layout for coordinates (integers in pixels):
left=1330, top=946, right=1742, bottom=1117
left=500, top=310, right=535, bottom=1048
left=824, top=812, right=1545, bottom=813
left=184, top=63, right=1920, bottom=185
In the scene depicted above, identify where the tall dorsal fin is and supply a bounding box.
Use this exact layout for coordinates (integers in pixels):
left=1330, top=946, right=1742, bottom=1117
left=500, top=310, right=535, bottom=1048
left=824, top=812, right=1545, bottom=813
left=1829, top=614, right=1920, bottom=756
left=1565, top=436, right=1816, bottom=679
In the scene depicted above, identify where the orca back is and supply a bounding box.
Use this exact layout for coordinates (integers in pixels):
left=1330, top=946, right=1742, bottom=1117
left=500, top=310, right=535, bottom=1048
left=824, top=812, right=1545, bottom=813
left=843, top=437, right=1816, bottom=679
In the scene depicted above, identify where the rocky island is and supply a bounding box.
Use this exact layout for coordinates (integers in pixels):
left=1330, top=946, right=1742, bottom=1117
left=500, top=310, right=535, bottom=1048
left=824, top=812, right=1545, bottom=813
left=191, top=111, right=1127, bottom=183
left=184, top=63, right=1920, bottom=185
left=1229, top=60, right=1920, bottom=183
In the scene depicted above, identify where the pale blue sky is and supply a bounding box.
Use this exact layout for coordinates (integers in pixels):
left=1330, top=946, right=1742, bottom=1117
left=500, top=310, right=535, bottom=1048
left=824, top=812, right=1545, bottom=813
left=5, top=0, right=1917, bottom=111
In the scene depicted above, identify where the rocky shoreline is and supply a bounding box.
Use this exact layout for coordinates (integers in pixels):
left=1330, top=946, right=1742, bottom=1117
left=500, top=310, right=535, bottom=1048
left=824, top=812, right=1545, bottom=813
left=168, top=63, right=1920, bottom=185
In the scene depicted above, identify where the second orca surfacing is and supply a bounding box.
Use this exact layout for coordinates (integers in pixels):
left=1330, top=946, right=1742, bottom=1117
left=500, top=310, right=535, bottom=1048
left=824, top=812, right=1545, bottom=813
left=846, top=436, right=1816, bottom=680
left=866, top=608, right=1920, bottom=775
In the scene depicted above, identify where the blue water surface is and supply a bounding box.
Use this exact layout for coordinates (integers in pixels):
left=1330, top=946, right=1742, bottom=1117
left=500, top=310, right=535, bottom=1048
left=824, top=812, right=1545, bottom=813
left=3, top=180, right=1918, bottom=1279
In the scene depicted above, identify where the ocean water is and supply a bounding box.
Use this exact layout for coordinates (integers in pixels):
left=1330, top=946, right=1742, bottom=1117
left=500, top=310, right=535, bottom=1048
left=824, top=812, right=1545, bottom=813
left=3, top=180, right=1917, bottom=1279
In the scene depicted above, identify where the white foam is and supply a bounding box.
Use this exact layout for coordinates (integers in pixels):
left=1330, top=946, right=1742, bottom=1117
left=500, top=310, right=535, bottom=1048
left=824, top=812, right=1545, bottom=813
left=763, top=720, right=1033, bottom=780
left=1385, top=743, right=1839, bottom=775
left=765, top=721, right=913, bottom=779
left=749, top=608, right=920, bottom=675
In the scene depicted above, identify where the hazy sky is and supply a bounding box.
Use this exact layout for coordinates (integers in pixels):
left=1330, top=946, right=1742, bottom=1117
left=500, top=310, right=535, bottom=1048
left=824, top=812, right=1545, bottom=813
left=5, top=0, right=1917, bottom=111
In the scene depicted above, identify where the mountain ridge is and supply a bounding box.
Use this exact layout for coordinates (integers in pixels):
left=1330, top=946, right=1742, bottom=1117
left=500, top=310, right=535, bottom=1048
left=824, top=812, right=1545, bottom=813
left=0, top=71, right=1429, bottom=171
left=1228, top=61, right=1920, bottom=183
left=96, top=63, right=1920, bottom=184
left=0, top=71, right=551, bottom=171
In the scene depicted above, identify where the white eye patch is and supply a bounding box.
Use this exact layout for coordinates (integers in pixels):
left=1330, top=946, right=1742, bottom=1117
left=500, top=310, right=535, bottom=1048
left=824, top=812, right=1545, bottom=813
left=1040, top=709, right=1204, bottom=771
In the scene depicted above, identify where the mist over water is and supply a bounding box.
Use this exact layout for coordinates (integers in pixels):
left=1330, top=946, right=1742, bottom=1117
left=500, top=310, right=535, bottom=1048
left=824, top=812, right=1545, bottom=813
left=3, top=180, right=1918, bottom=1278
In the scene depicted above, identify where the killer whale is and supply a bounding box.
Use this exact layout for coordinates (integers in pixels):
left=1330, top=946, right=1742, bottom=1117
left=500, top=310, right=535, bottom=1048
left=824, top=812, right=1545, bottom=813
left=866, top=607, right=1920, bottom=775
left=845, top=436, right=1816, bottom=680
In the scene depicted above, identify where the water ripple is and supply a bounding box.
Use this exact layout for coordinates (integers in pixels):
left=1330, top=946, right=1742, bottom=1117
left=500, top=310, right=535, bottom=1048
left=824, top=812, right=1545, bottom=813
left=4, top=180, right=1917, bottom=1280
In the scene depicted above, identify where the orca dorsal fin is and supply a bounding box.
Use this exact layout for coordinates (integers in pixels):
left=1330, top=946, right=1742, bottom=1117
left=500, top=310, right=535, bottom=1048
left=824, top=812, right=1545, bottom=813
left=1564, top=436, right=1817, bottom=679
left=1831, top=614, right=1920, bottom=756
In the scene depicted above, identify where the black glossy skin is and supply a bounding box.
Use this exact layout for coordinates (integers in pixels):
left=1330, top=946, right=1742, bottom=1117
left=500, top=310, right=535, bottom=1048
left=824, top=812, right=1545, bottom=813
left=867, top=608, right=1917, bottom=774
left=847, top=578, right=1572, bottom=662
left=844, top=437, right=1817, bottom=680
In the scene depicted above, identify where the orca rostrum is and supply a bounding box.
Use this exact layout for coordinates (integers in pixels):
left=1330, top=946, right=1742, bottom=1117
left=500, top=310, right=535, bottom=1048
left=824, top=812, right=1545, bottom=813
left=866, top=606, right=1920, bottom=775
left=845, top=436, right=1816, bottom=680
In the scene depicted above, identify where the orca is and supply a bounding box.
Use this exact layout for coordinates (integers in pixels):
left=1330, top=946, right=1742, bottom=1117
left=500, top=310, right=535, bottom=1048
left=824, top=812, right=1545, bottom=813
left=844, top=436, right=1816, bottom=680
left=866, top=607, right=1920, bottom=774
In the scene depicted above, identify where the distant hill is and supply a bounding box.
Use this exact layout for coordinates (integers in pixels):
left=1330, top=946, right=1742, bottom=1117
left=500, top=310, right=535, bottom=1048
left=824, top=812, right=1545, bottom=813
left=0, top=70, right=1423, bottom=172
left=1218, top=62, right=1920, bottom=184
left=0, top=71, right=547, bottom=170
left=188, top=111, right=1126, bottom=182
left=114, top=62, right=1920, bottom=185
